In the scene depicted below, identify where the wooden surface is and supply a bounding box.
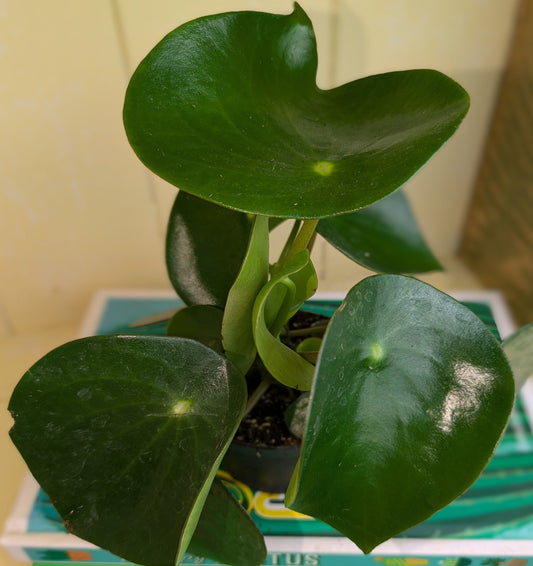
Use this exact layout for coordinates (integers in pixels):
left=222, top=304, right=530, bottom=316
left=459, top=0, right=533, bottom=326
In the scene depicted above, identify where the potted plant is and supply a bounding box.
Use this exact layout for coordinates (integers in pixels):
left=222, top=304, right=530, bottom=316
left=8, top=4, right=531, bottom=566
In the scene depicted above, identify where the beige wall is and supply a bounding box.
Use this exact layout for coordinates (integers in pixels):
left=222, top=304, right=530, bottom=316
left=0, top=0, right=520, bottom=338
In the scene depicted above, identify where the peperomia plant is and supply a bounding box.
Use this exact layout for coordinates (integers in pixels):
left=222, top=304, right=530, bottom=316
left=9, top=4, right=530, bottom=566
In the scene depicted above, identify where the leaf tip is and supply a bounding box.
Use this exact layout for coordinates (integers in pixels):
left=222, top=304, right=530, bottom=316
left=285, top=1, right=313, bottom=30
left=291, top=2, right=307, bottom=17
left=351, top=530, right=386, bottom=555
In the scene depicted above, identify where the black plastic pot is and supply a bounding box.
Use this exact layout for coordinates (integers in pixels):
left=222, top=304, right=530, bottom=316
left=222, top=440, right=301, bottom=493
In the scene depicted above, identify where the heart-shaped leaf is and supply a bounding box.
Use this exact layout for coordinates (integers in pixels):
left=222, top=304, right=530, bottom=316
left=123, top=5, right=469, bottom=219
left=9, top=335, right=247, bottom=566
left=166, top=191, right=251, bottom=307
left=188, top=478, right=266, bottom=566
left=317, top=190, right=442, bottom=273
left=286, top=275, right=514, bottom=553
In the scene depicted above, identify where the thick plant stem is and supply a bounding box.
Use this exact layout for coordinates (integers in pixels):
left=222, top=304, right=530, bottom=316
left=284, top=219, right=319, bottom=264
left=274, top=220, right=301, bottom=274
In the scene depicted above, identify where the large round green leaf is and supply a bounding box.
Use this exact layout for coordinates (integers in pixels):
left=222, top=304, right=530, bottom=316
left=123, top=5, right=469, bottom=219
left=252, top=250, right=317, bottom=390
left=9, top=336, right=247, bottom=566
left=166, top=191, right=251, bottom=307
left=317, top=190, right=442, bottom=273
left=286, top=275, right=514, bottom=553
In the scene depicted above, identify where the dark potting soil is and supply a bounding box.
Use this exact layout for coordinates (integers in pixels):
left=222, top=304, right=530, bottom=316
left=235, top=383, right=301, bottom=447
left=234, top=310, right=329, bottom=448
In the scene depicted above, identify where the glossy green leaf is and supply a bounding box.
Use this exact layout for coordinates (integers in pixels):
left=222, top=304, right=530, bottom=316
left=252, top=250, right=317, bottom=390
left=317, top=190, right=442, bottom=273
left=123, top=5, right=469, bottom=219
left=166, top=191, right=251, bottom=307
left=503, top=323, right=533, bottom=390
left=286, top=275, right=514, bottom=553
left=188, top=478, right=266, bottom=566
left=167, top=304, right=224, bottom=353
left=9, top=336, right=247, bottom=566
left=222, top=215, right=269, bottom=373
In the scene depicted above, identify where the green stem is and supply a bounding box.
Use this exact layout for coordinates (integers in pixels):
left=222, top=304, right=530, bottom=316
left=284, top=219, right=319, bottom=264
left=244, top=379, right=271, bottom=417
left=274, top=220, right=301, bottom=274
left=306, top=228, right=318, bottom=256
left=285, top=321, right=329, bottom=337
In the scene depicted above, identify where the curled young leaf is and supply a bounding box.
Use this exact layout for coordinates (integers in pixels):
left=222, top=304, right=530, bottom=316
left=252, top=250, right=318, bottom=390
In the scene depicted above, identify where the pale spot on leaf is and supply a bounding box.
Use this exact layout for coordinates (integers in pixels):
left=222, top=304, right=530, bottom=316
left=312, top=161, right=334, bottom=176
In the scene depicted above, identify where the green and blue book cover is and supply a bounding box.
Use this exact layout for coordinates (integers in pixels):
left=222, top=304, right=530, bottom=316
left=3, top=290, right=533, bottom=566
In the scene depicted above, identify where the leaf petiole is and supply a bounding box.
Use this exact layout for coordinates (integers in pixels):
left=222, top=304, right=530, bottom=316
left=284, top=219, right=319, bottom=264
left=273, top=220, right=301, bottom=274
left=244, top=379, right=271, bottom=417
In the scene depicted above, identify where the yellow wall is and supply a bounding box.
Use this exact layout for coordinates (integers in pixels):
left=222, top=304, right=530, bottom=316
left=0, top=0, right=520, bottom=338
